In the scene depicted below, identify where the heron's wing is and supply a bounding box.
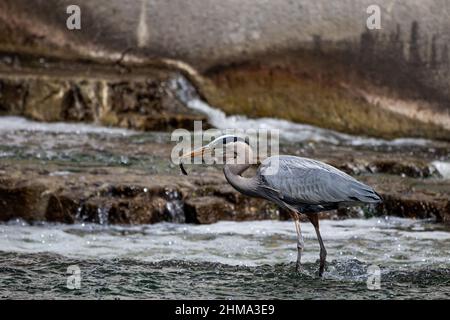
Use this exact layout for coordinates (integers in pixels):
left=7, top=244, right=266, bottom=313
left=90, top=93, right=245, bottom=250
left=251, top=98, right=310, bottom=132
left=258, top=156, right=380, bottom=205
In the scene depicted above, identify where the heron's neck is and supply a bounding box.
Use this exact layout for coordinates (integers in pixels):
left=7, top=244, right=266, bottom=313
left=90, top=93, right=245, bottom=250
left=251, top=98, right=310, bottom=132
left=223, top=163, right=260, bottom=198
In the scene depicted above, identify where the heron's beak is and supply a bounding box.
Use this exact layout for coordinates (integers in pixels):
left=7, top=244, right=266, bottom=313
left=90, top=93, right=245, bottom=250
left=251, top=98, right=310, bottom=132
left=181, top=145, right=210, bottom=159
left=179, top=145, right=211, bottom=176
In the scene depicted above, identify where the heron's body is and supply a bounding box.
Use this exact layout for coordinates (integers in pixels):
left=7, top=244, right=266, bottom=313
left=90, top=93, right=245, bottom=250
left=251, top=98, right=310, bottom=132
left=256, top=155, right=381, bottom=213
left=182, top=135, right=382, bottom=276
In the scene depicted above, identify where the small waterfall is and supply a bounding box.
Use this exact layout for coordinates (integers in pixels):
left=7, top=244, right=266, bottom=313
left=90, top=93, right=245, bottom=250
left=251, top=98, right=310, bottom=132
left=169, top=75, right=433, bottom=147
left=432, top=161, right=450, bottom=179
left=164, top=189, right=185, bottom=223
left=97, top=207, right=110, bottom=225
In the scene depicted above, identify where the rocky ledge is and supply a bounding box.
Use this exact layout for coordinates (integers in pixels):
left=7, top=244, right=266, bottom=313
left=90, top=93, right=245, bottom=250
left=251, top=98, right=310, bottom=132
left=0, top=57, right=207, bottom=131
left=0, top=54, right=448, bottom=226
left=1, top=50, right=450, bottom=142
left=1, top=155, right=449, bottom=225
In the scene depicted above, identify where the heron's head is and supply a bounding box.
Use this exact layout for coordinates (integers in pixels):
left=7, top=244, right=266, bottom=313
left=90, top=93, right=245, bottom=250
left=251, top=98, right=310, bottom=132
left=181, top=134, right=254, bottom=165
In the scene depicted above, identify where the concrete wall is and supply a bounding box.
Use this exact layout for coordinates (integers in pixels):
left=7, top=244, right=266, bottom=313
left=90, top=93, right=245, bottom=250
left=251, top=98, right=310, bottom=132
left=1, top=0, right=449, bottom=68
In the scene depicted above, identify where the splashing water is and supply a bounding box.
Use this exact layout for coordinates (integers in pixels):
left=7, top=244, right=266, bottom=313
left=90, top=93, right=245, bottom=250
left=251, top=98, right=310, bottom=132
left=432, top=161, right=450, bottom=180
left=164, top=189, right=185, bottom=223
left=97, top=207, right=110, bottom=225
left=0, top=217, right=449, bottom=299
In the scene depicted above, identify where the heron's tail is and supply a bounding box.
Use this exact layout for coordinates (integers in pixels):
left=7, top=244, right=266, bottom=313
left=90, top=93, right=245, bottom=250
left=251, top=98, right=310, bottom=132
left=350, top=183, right=383, bottom=203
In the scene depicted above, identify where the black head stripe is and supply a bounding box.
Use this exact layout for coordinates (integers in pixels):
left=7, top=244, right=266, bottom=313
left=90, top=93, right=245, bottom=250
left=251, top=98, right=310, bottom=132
left=222, top=136, right=249, bottom=145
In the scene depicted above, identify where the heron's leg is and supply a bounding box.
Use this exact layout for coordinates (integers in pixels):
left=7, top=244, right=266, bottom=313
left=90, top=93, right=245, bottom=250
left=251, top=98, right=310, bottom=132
left=291, top=212, right=304, bottom=272
left=307, top=214, right=327, bottom=277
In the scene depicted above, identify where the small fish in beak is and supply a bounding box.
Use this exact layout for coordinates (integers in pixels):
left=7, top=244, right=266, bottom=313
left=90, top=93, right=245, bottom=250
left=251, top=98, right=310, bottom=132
left=179, top=145, right=209, bottom=176
left=180, top=163, right=188, bottom=175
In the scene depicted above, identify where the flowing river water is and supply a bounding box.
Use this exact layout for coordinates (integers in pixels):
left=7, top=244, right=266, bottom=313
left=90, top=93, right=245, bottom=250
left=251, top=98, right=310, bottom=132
left=1, top=218, right=450, bottom=299
left=1, top=77, right=450, bottom=299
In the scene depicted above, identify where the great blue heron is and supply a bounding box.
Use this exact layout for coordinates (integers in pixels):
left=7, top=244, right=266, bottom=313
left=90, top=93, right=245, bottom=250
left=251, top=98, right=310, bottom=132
left=181, top=134, right=382, bottom=276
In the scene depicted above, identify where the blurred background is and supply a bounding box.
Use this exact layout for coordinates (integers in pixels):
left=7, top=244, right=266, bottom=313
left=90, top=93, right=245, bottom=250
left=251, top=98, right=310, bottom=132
left=0, top=0, right=449, bottom=299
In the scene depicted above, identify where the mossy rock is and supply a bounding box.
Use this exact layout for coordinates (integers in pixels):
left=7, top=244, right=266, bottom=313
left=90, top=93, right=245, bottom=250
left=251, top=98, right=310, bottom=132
left=200, top=52, right=450, bottom=141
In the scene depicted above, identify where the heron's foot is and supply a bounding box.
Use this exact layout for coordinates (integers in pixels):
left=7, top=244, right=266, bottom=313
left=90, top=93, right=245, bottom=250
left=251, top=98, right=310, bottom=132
left=318, top=261, right=326, bottom=277
left=318, top=267, right=324, bottom=277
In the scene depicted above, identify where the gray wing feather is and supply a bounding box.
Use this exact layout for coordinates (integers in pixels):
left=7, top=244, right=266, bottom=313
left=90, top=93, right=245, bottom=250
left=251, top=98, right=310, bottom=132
left=258, top=156, right=381, bottom=205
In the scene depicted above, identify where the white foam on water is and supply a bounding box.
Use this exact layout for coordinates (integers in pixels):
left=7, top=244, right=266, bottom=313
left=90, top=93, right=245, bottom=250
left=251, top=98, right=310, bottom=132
left=1, top=218, right=449, bottom=267
left=186, top=98, right=345, bottom=144
left=0, top=116, right=136, bottom=135
left=432, top=161, right=450, bottom=179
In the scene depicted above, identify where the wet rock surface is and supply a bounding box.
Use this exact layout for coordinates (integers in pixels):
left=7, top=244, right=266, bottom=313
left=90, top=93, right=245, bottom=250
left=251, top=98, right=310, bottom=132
left=1, top=161, right=449, bottom=225
left=0, top=126, right=448, bottom=225
left=0, top=162, right=277, bottom=225
left=0, top=60, right=207, bottom=131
